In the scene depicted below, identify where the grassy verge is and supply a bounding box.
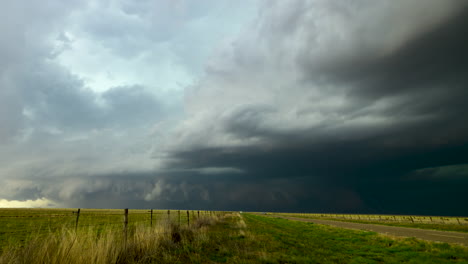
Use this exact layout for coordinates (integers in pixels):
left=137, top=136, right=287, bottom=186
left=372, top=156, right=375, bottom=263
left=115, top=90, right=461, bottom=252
left=241, top=214, right=468, bottom=263
left=274, top=214, right=468, bottom=233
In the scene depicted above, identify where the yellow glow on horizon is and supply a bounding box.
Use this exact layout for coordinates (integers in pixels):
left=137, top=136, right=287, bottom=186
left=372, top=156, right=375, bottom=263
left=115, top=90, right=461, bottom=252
left=0, top=198, right=56, bottom=208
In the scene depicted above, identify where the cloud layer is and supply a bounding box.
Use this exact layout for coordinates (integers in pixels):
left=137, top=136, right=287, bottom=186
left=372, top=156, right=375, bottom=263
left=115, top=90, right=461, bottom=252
left=157, top=0, right=468, bottom=214
left=1, top=0, right=467, bottom=215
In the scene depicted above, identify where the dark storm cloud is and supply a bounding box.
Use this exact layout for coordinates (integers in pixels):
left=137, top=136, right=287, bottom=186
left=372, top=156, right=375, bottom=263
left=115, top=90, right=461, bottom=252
left=0, top=0, right=82, bottom=142
left=0, top=0, right=260, bottom=208
left=158, top=0, right=468, bottom=215
left=102, top=86, right=163, bottom=127
left=0, top=0, right=165, bottom=140
left=0, top=168, right=301, bottom=210
left=0, top=1, right=163, bottom=141
left=2, top=0, right=467, bottom=213
left=10, top=63, right=165, bottom=138
left=19, top=64, right=101, bottom=131
left=303, top=6, right=468, bottom=110
left=0, top=2, right=169, bottom=208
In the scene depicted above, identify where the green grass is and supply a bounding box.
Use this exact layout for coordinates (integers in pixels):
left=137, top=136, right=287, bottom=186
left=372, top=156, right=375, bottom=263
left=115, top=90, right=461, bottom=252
left=274, top=213, right=468, bottom=233
left=1, top=211, right=467, bottom=263
left=0, top=208, right=208, bottom=252
left=0, top=213, right=225, bottom=264
left=239, top=214, right=468, bottom=263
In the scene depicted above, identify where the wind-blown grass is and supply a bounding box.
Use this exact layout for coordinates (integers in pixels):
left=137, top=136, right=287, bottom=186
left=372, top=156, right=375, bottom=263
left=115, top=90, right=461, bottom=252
left=0, top=208, right=200, bottom=251
left=0, top=216, right=219, bottom=264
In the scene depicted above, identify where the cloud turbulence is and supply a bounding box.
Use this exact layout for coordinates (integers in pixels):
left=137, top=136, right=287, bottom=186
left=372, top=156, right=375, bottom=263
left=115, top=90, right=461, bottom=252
left=0, top=0, right=467, bottom=215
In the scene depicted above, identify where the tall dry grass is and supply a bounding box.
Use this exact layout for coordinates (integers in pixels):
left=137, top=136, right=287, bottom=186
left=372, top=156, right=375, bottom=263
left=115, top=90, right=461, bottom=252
left=0, top=216, right=219, bottom=264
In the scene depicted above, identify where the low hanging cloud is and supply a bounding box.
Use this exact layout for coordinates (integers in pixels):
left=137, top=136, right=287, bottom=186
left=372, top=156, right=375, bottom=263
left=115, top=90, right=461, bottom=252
left=0, top=1, right=167, bottom=205
left=166, top=0, right=468, bottom=152
left=0, top=0, right=257, bottom=210
left=155, top=0, right=468, bottom=214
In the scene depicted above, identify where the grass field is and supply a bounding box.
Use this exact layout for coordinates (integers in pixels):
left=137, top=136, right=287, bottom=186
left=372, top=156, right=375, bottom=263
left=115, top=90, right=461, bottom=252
left=0, top=208, right=209, bottom=251
left=1, top=210, right=467, bottom=263
left=240, top=214, right=468, bottom=263
left=273, top=213, right=468, bottom=233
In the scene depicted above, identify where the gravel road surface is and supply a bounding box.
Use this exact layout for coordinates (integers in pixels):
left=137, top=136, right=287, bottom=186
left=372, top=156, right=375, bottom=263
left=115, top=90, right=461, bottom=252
left=269, top=215, right=468, bottom=246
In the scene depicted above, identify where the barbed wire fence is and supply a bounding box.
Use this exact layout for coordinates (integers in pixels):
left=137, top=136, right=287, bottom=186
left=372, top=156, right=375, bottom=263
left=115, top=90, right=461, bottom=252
left=274, top=213, right=468, bottom=225
left=0, top=208, right=228, bottom=250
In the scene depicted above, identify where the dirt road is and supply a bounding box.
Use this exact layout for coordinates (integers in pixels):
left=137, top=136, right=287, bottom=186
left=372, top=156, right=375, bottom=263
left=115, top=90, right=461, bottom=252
left=269, top=215, right=468, bottom=246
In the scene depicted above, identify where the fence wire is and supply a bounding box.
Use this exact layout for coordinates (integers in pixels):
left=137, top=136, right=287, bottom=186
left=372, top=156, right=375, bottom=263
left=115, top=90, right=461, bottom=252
left=0, top=209, right=225, bottom=236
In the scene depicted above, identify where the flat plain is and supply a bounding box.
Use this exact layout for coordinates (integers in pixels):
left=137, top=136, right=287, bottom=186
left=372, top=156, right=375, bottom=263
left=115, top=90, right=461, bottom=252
left=0, top=208, right=192, bottom=251
left=0, top=209, right=467, bottom=263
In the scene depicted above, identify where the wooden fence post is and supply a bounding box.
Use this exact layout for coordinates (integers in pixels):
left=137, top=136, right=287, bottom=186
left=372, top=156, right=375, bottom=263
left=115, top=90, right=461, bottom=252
left=178, top=210, right=181, bottom=226
left=198, top=210, right=200, bottom=219
left=123, top=208, right=128, bottom=250
left=167, top=210, right=170, bottom=220
left=74, top=208, right=81, bottom=232
left=150, top=209, right=153, bottom=227
left=187, top=210, right=190, bottom=226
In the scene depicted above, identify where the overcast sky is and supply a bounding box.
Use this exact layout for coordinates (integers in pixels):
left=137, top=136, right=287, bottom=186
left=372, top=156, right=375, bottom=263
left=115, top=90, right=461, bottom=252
left=1, top=0, right=467, bottom=215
